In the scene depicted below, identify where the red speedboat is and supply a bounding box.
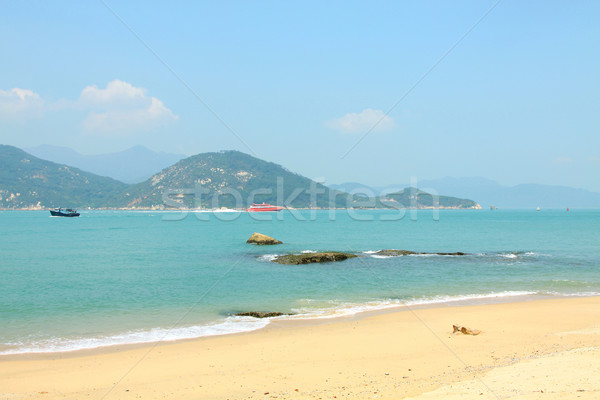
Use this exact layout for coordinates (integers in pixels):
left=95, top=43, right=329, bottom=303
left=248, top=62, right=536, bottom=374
left=246, top=203, right=284, bottom=212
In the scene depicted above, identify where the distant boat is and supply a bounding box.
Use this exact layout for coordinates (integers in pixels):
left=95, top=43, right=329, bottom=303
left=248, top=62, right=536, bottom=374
left=246, top=203, right=284, bottom=212
left=536, top=207, right=541, bottom=211
left=490, top=205, right=497, bottom=210
left=50, top=208, right=80, bottom=217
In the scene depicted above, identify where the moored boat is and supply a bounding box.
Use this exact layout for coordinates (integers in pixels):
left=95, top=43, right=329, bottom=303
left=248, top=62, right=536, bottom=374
left=50, top=208, right=80, bottom=217
left=246, top=203, right=284, bottom=212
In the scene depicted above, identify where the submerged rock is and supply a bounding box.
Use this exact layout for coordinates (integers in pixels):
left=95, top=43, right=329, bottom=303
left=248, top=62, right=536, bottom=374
left=273, top=252, right=357, bottom=265
left=374, top=249, right=467, bottom=256
left=374, top=249, right=418, bottom=256
left=246, top=232, right=283, bottom=245
left=235, top=311, right=293, bottom=318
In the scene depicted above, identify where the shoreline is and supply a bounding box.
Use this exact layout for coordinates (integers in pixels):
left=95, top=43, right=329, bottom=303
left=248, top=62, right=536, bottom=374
left=0, top=291, right=574, bottom=359
left=2, top=296, right=599, bottom=399
left=0, top=293, right=594, bottom=357
left=2, top=206, right=484, bottom=211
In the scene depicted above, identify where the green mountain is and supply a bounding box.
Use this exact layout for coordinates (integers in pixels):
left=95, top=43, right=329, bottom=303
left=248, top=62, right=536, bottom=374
left=0, top=145, right=128, bottom=209
left=1, top=145, right=480, bottom=210
left=379, top=187, right=482, bottom=209
left=122, top=150, right=346, bottom=209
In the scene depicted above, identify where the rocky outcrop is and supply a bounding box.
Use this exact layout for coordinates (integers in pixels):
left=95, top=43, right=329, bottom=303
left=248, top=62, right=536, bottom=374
left=273, top=252, right=357, bottom=265
left=374, top=249, right=466, bottom=256
left=235, top=311, right=293, bottom=318
left=270, top=250, right=466, bottom=263
left=246, top=232, right=283, bottom=245
left=452, top=325, right=481, bottom=335
left=375, top=250, right=419, bottom=256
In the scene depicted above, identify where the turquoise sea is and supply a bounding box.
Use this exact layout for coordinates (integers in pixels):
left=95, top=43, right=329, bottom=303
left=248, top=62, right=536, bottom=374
left=1, top=209, right=599, bottom=355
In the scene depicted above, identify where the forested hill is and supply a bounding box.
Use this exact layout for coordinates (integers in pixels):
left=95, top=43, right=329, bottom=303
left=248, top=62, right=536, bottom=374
left=0, top=145, right=128, bottom=209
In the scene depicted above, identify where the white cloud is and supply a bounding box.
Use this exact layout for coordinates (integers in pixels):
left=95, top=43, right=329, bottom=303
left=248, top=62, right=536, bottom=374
left=82, top=97, right=178, bottom=133
left=0, top=80, right=177, bottom=135
left=79, top=80, right=178, bottom=134
left=326, top=108, right=395, bottom=134
left=0, top=88, right=45, bottom=120
left=79, top=79, right=147, bottom=108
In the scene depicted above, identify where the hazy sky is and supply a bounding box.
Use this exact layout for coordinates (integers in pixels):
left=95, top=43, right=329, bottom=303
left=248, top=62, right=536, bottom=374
left=1, top=1, right=599, bottom=191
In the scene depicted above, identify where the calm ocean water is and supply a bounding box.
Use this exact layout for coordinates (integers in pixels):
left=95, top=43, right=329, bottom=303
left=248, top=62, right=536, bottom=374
left=1, top=209, right=599, bottom=354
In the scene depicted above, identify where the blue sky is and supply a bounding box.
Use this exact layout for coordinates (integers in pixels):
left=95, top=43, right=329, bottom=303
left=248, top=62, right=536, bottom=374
left=1, top=1, right=599, bottom=191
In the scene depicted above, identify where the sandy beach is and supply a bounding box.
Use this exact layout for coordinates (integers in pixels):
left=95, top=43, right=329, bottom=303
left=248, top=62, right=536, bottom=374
left=1, top=296, right=599, bottom=400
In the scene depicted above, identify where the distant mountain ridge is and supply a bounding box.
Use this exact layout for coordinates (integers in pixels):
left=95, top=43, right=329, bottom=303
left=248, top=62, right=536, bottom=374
left=24, top=145, right=185, bottom=183
left=330, top=177, right=600, bottom=209
left=0, top=145, right=480, bottom=210
left=122, top=151, right=480, bottom=209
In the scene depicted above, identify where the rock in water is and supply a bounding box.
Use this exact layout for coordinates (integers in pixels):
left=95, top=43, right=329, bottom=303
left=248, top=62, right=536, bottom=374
left=272, top=252, right=357, bottom=265
left=235, top=312, right=290, bottom=318
left=374, top=249, right=418, bottom=256
left=246, top=232, right=283, bottom=245
left=452, top=324, right=481, bottom=335
left=374, top=249, right=467, bottom=257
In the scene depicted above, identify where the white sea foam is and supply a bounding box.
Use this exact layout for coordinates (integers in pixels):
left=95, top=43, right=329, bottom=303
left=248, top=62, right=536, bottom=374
left=363, top=251, right=459, bottom=258
left=543, top=291, right=600, bottom=297
left=301, top=250, right=317, bottom=254
left=5, top=290, right=596, bottom=356
left=498, top=251, right=544, bottom=259
left=360, top=250, right=545, bottom=259
left=257, top=254, right=279, bottom=262
left=0, top=317, right=268, bottom=355
left=285, top=291, right=540, bottom=321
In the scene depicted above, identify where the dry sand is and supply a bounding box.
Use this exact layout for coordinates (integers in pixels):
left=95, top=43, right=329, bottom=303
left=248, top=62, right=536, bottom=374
left=1, top=296, right=599, bottom=400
